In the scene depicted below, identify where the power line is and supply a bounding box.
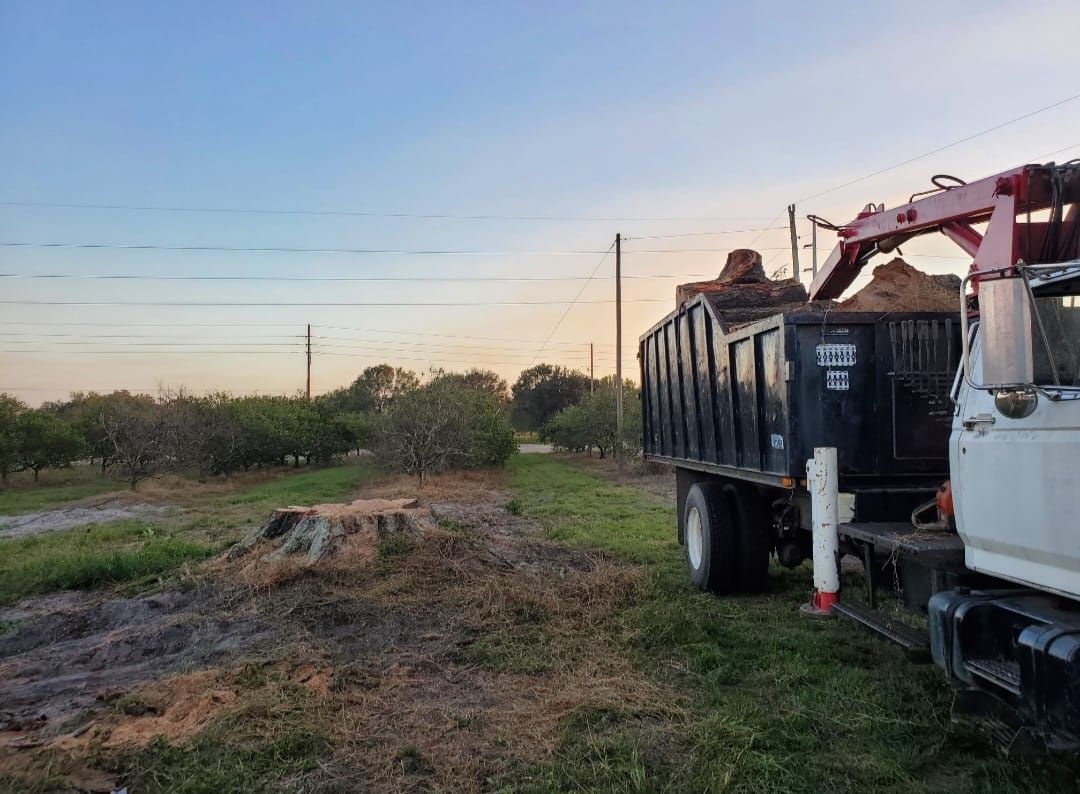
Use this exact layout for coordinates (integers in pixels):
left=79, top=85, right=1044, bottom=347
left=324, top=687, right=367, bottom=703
left=618, top=225, right=787, bottom=241
left=797, top=91, right=1080, bottom=204
left=0, top=298, right=666, bottom=307
left=0, top=320, right=613, bottom=348
left=0, top=332, right=304, bottom=339
left=0, top=199, right=775, bottom=223
left=317, top=324, right=615, bottom=348
left=0, top=340, right=304, bottom=348
left=0, top=241, right=777, bottom=256
left=0, top=330, right=605, bottom=354
left=314, top=335, right=607, bottom=358
left=0, top=349, right=304, bottom=355
left=529, top=242, right=616, bottom=366
left=0, top=271, right=715, bottom=283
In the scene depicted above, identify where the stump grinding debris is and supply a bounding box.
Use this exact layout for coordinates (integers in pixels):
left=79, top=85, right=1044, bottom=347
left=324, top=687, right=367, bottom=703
left=229, top=498, right=434, bottom=566
left=674, top=250, right=960, bottom=324
left=839, top=257, right=961, bottom=312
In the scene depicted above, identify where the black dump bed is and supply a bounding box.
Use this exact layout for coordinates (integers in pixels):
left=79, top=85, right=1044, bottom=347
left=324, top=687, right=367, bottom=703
left=639, top=293, right=961, bottom=486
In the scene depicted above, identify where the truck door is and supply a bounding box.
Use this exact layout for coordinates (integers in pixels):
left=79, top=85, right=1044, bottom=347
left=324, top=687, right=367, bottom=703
left=952, top=280, right=1080, bottom=600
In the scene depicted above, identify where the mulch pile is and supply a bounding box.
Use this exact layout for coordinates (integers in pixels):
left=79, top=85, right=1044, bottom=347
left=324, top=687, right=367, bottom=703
left=838, top=257, right=961, bottom=312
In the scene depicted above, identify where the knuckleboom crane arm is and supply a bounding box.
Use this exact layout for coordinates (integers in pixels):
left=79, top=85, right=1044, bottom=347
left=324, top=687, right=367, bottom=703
left=807, top=164, right=1079, bottom=301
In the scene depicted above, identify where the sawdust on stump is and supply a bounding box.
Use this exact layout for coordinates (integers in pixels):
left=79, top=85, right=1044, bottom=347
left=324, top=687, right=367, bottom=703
left=228, top=498, right=434, bottom=576
left=840, top=257, right=961, bottom=312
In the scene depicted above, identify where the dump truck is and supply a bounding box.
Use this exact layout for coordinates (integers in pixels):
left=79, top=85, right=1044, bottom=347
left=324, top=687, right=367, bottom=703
left=639, top=162, right=1080, bottom=750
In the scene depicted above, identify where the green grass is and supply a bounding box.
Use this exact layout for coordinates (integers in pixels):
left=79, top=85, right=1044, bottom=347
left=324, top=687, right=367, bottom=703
left=224, top=461, right=373, bottom=507
left=0, top=519, right=216, bottom=604
left=504, top=454, right=1079, bottom=794
left=0, top=465, right=125, bottom=515
left=0, top=460, right=374, bottom=604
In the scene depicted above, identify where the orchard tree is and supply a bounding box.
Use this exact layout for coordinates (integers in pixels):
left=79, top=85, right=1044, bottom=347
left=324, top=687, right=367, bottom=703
left=540, top=378, right=643, bottom=460
left=434, top=368, right=510, bottom=408
left=324, top=364, right=419, bottom=414
left=0, top=394, right=27, bottom=484
left=100, top=394, right=168, bottom=490
left=379, top=378, right=515, bottom=486
left=510, top=364, right=591, bottom=431
left=15, top=410, right=86, bottom=481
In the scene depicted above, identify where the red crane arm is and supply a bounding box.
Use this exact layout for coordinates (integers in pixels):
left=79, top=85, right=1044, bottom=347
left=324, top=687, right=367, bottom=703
left=807, top=164, right=1063, bottom=300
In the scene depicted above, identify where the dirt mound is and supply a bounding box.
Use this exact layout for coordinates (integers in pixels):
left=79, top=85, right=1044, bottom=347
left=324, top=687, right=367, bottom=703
left=675, top=248, right=811, bottom=330
left=840, top=257, right=961, bottom=312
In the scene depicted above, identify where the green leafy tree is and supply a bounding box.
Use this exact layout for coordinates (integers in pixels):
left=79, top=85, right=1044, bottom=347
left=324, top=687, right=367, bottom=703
left=510, top=364, right=591, bottom=431
left=540, top=378, right=643, bottom=460
left=43, top=392, right=118, bottom=472
left=322, top=364, right=419, bottom=414
left=0, top=394, right=28, bottom=485
left=15, top=410, right=87, bottom=481
left=379, top=378, right=516, bottom=485
left=434, top=368, right=510, bottom=409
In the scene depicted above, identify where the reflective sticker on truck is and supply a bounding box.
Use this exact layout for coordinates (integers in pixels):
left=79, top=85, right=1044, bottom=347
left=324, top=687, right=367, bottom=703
left=825, top=370, right=850, bottom=391
left=816, top=343, right=857, bottom=367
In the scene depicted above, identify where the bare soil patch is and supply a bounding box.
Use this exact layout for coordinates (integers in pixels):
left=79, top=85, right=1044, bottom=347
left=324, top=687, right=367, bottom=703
left=0, top=494, right=178, bottom=540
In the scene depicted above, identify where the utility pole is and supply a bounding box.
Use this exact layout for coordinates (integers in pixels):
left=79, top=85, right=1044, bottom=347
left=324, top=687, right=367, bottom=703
left=810, top=217, right=818, bottom=279
left=615, top=233, right=623, bottom=469
left=590, top=343, right=594, bottom=393
left=787, top=204, right=800, bottom=280
left=306, top=323, right=312, bottom=400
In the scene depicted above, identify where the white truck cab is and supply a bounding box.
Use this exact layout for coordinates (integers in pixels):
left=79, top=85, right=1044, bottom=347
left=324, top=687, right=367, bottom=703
left=952, top=264, right=1080, bottom=600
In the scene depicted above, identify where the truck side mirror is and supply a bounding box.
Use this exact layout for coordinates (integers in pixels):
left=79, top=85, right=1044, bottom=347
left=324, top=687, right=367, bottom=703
left=965, top=277, right=1034, bottom=388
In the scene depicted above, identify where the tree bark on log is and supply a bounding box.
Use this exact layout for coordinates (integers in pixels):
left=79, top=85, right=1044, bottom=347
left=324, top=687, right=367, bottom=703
left=228, top=498, right=432, bottom=565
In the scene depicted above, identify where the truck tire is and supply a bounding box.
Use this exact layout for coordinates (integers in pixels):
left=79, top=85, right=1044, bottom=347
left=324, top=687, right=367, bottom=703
left=723, top=483, right=771, bottom=593
left=683, top=482, right=737, bottom=593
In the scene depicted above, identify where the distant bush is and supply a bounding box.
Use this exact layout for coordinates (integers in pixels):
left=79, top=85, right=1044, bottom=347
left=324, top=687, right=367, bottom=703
left=378, top=377, right=516, bottom=485
left=540, top=377, right=643, bottom=460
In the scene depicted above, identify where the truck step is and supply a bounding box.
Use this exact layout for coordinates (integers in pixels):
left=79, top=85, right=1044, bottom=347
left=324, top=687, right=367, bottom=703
left=831, top=601, right=929, bottom=660
left=965, top=657, right=1022, bottom=697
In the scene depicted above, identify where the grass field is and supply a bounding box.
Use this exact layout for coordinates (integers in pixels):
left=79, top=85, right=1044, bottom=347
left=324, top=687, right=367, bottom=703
left=2, top=454, right=1078, bottom=792
left=0, top=460, right=375, bottom=605
left=506, top=455, right=1077, bottom=793
left=0, top=465, right=127, bottom=515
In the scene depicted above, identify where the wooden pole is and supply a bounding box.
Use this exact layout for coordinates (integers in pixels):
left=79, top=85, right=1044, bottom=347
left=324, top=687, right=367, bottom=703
left=306, top=323, right=312, bottom=400
left=615, top=233, right=623, bottom=468
left=590, top=343, right=594, bottom=393
left=787, top=204, right=800, bottom=280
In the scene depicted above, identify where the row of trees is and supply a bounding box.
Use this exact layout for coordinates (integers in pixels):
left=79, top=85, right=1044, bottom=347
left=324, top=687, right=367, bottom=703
left=0, top=364, right=522, bottom=490
left=1, top=361, right=638, bottom=489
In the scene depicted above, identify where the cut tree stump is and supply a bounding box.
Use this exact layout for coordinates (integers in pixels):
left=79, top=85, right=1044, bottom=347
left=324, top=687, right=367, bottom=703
left=675, top=248, right=813, bottom=330
left=228, top=498, right=432, bottom=566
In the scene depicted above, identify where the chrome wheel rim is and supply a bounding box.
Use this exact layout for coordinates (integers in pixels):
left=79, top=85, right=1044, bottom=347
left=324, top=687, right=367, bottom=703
left=687, top=506, right=703, bottom=570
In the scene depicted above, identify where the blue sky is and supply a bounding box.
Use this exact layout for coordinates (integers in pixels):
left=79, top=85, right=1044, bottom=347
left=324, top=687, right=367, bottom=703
left=2, top=1, right=1079, bottom=402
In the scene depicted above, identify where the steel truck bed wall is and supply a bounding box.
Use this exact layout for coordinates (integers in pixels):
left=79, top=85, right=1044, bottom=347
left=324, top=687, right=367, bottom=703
left=638, top=294, right=961, bottom=486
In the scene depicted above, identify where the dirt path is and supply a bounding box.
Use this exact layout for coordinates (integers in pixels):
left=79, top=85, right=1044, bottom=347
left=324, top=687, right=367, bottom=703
left=0, top=496, right=177, bottom=540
